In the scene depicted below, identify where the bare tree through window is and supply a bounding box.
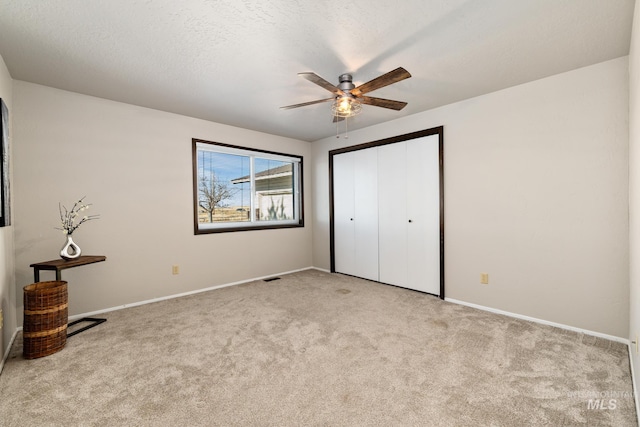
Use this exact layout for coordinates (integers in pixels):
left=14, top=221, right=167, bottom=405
left=198, top=172, right=235, bottom=222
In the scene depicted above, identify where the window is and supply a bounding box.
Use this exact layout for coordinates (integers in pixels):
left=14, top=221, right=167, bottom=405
left=192, top=139, right=304, bottom=234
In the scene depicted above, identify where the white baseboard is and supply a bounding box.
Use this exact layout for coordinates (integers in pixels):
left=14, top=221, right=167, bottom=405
left=628, top=348, right=640, bottom=427
left=68, top=266, right=318, bottom=321
left=0, top=328, right=19, bottom=375
left=3, top=267, right=324, bottom=376
left=445, top=297, right=628, bottom=345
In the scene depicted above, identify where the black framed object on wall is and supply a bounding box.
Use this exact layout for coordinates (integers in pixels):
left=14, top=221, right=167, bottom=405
left=0, top=98, right=10, bottom=227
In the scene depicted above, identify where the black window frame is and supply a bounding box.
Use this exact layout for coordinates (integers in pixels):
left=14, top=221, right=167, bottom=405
left=192, top=138, right=304, bottom=234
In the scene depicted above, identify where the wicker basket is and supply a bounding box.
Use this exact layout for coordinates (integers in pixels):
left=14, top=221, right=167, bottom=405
left=23, top=281, right=68, bottom=359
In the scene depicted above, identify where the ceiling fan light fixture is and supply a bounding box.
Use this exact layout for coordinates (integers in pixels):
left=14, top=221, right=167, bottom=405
left=332, top=95, right=362, bottom=117
left=282, top=68, right=410, bottom=124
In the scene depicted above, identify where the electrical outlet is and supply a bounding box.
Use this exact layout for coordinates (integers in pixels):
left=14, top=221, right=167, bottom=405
left=480, top=273, right=489, bottom=285
left=172, top=265, right=179, bottom=275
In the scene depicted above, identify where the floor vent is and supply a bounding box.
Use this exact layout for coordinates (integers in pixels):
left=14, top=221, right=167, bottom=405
left=263, top=277, right=281, bottom=282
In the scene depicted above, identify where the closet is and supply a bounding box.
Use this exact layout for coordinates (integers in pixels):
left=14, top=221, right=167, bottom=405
left=330, top=127, right=443, bottom=297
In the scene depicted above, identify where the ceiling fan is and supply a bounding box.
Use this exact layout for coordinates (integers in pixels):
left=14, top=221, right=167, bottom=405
left=281, top=67, right=411, bottom=121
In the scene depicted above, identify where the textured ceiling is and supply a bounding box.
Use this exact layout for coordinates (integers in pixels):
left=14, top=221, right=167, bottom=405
left=0, top=0, right=635, bottom=142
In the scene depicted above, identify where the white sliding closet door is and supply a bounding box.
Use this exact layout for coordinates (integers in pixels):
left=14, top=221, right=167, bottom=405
left=333, top=152, right=356, bottom=276
left=378, top=135, right=440, bottom=295
left=406, top=135, right=440, bottom=294
left=378, top=142, right=408, bottom=287
left=353, top=148, right=379, bottom=280
left=333, top=149, right=379, bottom=281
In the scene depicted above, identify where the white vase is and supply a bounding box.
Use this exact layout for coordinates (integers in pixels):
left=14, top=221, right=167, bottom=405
left=60, top=234, right=81, bottom=260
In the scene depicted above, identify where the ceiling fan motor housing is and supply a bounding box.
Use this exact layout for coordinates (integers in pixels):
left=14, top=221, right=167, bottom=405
left=338, top=74, right=355, bottom=92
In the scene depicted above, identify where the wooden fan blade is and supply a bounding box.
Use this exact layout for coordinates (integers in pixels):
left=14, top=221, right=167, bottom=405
left=351, top=67, right=411, bottom=96
left=358, top=96, right=407, bottom=111
left=280, top=97, right=334, bottom=110
left=299, top=72, right=344, bottom=95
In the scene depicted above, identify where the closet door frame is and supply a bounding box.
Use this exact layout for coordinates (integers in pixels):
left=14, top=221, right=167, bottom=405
left=328, top=126, right=445, bottom=299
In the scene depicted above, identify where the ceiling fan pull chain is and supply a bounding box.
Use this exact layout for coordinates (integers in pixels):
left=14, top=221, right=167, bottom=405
left=336, top=115, right=340, bottom=138
left=344, top=116, right=349, bottom=139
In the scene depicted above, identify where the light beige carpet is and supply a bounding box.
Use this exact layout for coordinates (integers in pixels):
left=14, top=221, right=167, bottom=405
left=0, top=269, right=636, bottom=426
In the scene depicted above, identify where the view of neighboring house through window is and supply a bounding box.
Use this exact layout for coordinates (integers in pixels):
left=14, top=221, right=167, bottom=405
left=193, top=139, right=303, bottom=233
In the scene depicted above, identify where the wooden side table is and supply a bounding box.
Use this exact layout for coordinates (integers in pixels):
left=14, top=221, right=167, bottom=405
left=30, top=255, right=107, bottom=337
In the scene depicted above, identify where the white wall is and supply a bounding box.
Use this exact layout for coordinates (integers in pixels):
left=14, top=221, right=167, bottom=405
left=4, top=49, right=632, bottom=346
left=312, top=57, right=629, bottom=338
left=12, top=82, right=312, bottom=321
left=0, top=54, right=15, bottom=362
left=628, top=0, right=640, bottom=407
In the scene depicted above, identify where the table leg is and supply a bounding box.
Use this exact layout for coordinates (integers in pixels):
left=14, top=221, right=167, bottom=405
left=32, top=269, right=62, bottom=282
left=67, top=317, right=107, bottom=337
